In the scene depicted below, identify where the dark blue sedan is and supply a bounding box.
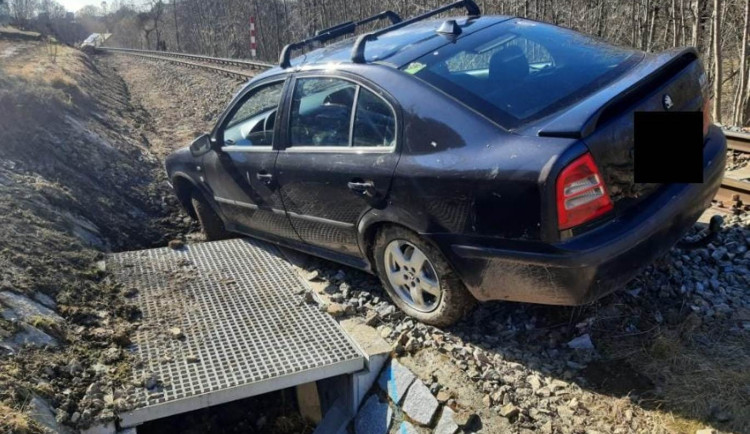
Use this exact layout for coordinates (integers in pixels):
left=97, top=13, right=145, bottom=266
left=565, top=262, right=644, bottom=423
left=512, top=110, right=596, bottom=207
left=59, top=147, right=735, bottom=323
left=166, top=0, right=726, bottom=325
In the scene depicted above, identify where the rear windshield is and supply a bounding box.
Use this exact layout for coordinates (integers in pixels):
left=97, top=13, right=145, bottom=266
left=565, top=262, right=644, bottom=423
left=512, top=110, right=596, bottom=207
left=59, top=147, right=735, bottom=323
left=402, top=19, right=641, bottom=129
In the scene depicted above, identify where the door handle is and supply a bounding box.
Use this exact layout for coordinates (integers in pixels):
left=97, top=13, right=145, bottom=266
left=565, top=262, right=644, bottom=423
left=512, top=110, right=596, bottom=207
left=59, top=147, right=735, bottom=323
left=347, top=180, right=375, bottom=195
left=256, top=172, right=273, bottom=184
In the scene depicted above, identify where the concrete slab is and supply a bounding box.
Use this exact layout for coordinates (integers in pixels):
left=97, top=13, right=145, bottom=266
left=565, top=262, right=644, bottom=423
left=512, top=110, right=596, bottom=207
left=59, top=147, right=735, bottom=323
left=353, top=395, right=392, bottom=434
left=398, top=421, right=419, bottom=434
left=401, top=378, right=439, bottom=426
left=434, top=407, right=459, bottom=434
left=377, top=359, right=416, bottom=405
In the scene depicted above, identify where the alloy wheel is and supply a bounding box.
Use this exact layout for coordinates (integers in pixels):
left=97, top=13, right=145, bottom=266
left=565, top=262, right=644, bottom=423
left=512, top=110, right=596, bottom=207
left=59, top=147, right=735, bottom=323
left=384, top=239, right=442, bottom=312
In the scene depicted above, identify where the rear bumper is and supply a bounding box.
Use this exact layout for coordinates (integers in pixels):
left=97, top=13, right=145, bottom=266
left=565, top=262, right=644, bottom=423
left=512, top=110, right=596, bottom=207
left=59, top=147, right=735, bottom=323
left=428, top=126, right=726, bottom=305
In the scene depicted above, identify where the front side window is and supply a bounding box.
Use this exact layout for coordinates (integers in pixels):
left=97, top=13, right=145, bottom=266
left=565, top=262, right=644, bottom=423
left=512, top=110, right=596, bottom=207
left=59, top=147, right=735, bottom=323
left=222, top=81, right=284, bottom=148
left=289, top=77, right=396, bottom=148
left=402, top=19, right=640, bottom=129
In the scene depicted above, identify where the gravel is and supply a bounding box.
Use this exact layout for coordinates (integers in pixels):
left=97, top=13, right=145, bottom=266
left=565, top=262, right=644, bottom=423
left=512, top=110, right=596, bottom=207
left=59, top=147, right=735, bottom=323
left=303, top=207, right=750, bottom=433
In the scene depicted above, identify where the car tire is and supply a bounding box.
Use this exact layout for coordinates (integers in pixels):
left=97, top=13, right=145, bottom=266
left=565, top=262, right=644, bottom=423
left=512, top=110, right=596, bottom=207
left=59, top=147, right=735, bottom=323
left=191, top=193, right=232, bottom=241
left=373, top=226, right=475, bottom=327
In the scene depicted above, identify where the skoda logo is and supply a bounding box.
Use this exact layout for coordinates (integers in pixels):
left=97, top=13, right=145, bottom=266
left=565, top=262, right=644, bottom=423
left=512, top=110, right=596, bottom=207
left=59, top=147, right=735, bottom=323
left=663, top=94, right=674, bottom=110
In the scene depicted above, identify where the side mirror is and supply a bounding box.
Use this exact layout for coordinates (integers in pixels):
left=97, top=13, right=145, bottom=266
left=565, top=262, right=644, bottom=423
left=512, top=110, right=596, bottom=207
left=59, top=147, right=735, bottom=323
left=190, top=133, right=212, bottom=157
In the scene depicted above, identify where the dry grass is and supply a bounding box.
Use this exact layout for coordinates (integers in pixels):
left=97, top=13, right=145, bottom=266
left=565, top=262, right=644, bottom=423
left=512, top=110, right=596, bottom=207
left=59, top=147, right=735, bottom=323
left=0, top=26, right=41, bottom=38
left=1, top=44, right=81, bottom=90
left=0, top=402, right=36, bottom=434
left=606, top=315, right=750, bottom=433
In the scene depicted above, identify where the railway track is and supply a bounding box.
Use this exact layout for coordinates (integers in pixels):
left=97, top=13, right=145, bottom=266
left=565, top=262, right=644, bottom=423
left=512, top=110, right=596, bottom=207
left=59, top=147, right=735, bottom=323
left=99, top=47, right=272, bottom=80
left=720, top=130, right=750, bottom=207
left=99, top=46, right=750, bottom=208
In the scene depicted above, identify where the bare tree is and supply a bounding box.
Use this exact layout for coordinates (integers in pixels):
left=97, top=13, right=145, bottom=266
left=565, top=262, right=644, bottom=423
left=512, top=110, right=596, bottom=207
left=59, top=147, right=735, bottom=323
left=94, top=0, right=750, bottom=127
left=712, top=0, right=721, bottom=123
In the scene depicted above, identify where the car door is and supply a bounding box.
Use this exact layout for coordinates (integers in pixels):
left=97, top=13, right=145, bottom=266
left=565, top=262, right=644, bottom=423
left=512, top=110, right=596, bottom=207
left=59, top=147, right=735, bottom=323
left=275, top=74, right=401, bottom=257
left=203, top=77, right=300, bottom=241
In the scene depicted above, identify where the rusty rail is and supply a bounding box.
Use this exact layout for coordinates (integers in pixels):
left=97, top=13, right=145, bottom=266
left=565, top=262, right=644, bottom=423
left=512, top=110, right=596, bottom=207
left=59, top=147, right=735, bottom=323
left=719, top=129, right=750, bottom=206
left=98, top=47, right=272, bottom=80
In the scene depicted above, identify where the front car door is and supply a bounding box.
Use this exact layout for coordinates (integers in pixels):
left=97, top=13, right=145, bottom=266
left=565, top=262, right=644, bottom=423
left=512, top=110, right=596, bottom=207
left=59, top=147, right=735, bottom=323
left=275, top=74, right=401, bottom=258
left=203, top=77, right=300, bottom=241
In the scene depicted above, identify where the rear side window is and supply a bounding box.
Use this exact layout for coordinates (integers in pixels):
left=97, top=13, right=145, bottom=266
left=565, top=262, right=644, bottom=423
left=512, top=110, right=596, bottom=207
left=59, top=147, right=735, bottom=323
left=403, top=19, right=640, bottom=129
left=289, top=77, right=396, bottom=149
left=353, top=89, right=396, bottom=147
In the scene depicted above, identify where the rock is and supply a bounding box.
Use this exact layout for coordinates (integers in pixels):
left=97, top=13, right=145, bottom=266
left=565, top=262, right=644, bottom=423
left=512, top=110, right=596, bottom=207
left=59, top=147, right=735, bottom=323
left=436, top=390, right=452, bottom=403
left=81, top=422, right=116, bottom=434
left=27, top=395, right=73, bottom=434
left=499, top=404, right=520, bottom=419
left=364, top=311, right=379, bottom=326
left=354, top=395, right=392, bottom=434
left=557, top=405, right=575, bottom=418
left=377, top=359, right=416, bottom=404
left=3, top=323, right=59, bottom=349
left=168, top=239, right=185, bottom=250
left=186, top=355, right=200, bottom=363
left=33, top=292, right=57, bottom=309
left=567, top=334, right=595, bottom=350
left=0, top=291, right=63, bottom=323
left=402, top=378, right=439, bottom=425
left=695, top=429, right=717, bottom=434
left=482, top=394, right=492, bottom=407
left=375, top=304, right=396, bottom=318
left=141, top=372, right=157, bottom=389
left=305, top=270, right=321, bottom=281
left=303, top=291, right=315, bottom=304
left=473, top=348, right=491, bottom=365
left=379, top=326, right=393, bottom=339
left=100, top=347, right=121, bottom=364
left=527, top=375, right=543, bottom=391
left=434, top=407, right=459, bottom=434
left=404, top=337, right=419, bottom=353
left=327, top=303, right=347, bottom=317
left=453, top=411, right=478, bottom=427
left=169, top=327, right=184, bottom=339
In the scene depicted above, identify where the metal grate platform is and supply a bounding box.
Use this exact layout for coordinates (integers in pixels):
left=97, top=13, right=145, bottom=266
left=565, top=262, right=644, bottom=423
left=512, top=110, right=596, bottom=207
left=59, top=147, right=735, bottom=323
left=108, top=238, right=364, bottom=427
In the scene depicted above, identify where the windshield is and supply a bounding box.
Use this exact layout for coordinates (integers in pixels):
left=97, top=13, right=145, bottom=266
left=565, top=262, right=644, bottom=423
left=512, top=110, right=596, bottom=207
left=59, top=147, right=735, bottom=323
left=402, top=19, right=641, bottom=129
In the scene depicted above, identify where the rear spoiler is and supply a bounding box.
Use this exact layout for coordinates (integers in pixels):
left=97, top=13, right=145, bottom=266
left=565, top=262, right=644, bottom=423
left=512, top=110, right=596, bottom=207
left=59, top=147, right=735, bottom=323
left=536, top=48, right=699, bottom=139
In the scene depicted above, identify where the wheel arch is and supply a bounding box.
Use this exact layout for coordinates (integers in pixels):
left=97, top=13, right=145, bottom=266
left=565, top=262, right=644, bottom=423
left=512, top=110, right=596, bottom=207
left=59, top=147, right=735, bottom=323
left=357, top=212, right=430, bottom=273
left=171, top=174, right=200, bottom=219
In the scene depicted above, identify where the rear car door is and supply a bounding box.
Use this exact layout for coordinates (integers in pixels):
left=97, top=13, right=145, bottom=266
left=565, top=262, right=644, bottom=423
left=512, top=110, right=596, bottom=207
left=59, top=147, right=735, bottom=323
left=203, top=78, right=300, bottom=241
left=275, top=74, right=400, bottom=257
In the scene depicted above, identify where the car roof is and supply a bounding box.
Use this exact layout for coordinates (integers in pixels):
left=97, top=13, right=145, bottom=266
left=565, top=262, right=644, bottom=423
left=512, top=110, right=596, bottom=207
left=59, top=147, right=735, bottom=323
left=253, top=15, right=512, bottom=81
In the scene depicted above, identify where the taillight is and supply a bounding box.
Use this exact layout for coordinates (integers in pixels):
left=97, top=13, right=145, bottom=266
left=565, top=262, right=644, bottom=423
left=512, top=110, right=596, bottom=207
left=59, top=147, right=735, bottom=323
left=556, top=153, right=614, bottom=230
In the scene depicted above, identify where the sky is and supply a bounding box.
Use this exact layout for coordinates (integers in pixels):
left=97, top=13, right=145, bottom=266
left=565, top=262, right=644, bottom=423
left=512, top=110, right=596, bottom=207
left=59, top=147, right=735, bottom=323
left=58, top=0, right=146, bottom=13
left=58, top=0, right=104, bottom=13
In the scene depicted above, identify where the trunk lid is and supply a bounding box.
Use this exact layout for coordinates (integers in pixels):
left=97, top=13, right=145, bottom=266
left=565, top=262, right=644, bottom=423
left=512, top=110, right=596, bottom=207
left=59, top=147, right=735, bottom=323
left=535, top=48, right=705, bottom=211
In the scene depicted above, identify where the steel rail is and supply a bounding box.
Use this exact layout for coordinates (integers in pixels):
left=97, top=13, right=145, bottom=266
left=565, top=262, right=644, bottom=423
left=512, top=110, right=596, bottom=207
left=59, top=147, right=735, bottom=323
left=99, top=49, right=264, bottom=80
left=100, top=47, right=273, bottom=70
left=724, top=130, right=750, bottom=154
left=719, top=129, right=750, bottom=206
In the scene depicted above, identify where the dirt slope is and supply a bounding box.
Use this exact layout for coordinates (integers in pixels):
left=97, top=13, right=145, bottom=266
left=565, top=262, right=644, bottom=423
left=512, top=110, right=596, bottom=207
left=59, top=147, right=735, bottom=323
left=0, top=41, right=192, bottom=432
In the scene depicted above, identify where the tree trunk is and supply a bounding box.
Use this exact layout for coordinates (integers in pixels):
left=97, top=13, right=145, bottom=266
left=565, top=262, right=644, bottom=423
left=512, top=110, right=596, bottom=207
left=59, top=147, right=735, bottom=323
left=173, top=0, right=180, bottom=51
left=712, top=0, right=721, bottom=123
left=691, top=0, right=700, bottom=47
left=736, top=0, right=750, bottom=125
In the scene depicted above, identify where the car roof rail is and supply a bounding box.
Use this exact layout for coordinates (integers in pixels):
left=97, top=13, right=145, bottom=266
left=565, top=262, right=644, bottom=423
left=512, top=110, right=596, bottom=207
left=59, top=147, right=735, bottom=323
left=279, top=10, right=402, bottom=68
left=351, top=0, right=481, bottom=64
